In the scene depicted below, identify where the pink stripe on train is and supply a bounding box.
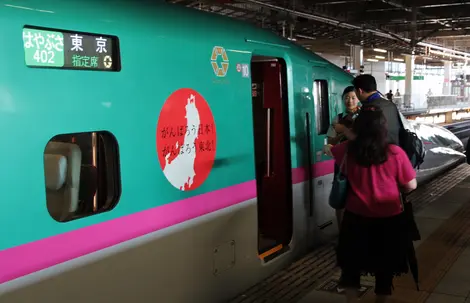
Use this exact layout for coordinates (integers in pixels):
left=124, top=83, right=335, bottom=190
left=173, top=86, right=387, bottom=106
left=292, top=158, right=334, bottom=183
left=0, top=160, right=334, bottom=284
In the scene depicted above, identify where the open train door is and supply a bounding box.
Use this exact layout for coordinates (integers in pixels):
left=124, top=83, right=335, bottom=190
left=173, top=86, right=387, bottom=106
left=251, top=56, right=293, bottom=261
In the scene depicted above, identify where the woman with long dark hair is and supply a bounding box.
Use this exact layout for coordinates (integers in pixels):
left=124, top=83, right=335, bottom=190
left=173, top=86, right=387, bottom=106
left=330, top=106, right=417, bottom=303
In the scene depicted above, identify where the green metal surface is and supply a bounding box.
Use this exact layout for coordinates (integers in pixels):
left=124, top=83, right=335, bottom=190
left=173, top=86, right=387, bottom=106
left=0, top=0, right=353, bottom=249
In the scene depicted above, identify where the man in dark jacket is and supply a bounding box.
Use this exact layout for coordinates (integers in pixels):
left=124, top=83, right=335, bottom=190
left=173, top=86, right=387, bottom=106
left=336, top=74, right=401, bottom=145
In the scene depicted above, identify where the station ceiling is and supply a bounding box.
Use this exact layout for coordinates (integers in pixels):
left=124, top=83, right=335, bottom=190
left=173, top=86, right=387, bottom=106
left=169, top=0, right=470, bottom=65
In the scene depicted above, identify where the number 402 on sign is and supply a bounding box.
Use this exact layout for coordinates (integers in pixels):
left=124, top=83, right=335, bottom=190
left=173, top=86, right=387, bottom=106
left=33, top=49, right=56, bottom=64
left=23, top=28, right=65, bottom=67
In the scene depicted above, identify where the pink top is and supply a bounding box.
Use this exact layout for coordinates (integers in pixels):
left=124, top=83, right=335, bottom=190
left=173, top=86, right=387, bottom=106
left=331, top=142, right=416, bottom=218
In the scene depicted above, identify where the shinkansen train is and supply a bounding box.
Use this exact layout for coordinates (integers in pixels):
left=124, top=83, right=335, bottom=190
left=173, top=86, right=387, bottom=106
left=0, top=1, right=465, bottom=302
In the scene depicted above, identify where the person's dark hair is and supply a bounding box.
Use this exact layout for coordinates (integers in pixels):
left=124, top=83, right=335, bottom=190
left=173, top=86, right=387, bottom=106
left=342, top=86, right=355, bottom=98
left=352, top=74, right=377, bottom=93
left=348, top=105, right=389, bottom=166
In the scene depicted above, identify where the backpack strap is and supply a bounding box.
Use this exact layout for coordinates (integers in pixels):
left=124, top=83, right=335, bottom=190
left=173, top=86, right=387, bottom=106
left=395, top=105, right=405, bottom=129
left=394, top=103, right=425, bottom=169
left=394, top=103, right=406, bottom=147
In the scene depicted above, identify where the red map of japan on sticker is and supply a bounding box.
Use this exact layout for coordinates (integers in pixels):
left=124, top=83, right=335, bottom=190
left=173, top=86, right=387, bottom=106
left=156, top=88, right=217, bottom=191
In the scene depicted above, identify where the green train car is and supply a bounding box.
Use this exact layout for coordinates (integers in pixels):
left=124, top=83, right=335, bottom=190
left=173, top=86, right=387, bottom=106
left=0, top=0, right=465, bottom=302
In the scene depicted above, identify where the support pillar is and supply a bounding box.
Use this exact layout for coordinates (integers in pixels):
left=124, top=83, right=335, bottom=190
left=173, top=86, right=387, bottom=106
left=351, top=45, right=363, bottom=71
left=404, top=54, right=415, bottom=108
left=445, top=111, right=453, bottom=124
left=443, top=61, right=452, bottom=95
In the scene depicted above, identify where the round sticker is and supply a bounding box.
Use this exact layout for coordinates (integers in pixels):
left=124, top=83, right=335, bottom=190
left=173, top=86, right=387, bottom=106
left=156, top=88, right=217, bottom=191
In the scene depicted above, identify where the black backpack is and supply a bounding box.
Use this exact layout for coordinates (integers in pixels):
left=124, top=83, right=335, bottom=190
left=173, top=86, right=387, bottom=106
left=396, top=108, right=425, bottom=169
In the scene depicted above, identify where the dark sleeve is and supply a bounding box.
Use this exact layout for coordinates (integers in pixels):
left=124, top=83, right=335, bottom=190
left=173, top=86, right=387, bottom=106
left=386, top=106, right=401, bottom=146
left=374, top=99, right=401, bottom=145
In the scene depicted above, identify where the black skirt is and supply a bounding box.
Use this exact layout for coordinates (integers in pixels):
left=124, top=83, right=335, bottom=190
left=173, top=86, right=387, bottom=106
left=337, top=210, right=410, bottom=277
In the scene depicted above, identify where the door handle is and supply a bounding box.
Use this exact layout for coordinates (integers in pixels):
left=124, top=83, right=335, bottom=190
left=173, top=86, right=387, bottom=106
left=266, top=108, right=271, bottom=177
left=305, top=113, right=313, bottom=217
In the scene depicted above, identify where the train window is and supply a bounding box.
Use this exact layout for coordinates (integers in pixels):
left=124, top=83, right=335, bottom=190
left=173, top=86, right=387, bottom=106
left=44, top=131, right=121, bottom=222
left=313, top=80, right=330, bottom=135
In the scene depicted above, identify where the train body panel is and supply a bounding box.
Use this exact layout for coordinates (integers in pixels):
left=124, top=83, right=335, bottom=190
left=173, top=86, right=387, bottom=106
left=0, top=177, right=337, bottom=303
left=0, top=1, right=464, bottom=302
left=0, top=0, right=347, bottom=250
left=1, top=0, right=260, bottom=249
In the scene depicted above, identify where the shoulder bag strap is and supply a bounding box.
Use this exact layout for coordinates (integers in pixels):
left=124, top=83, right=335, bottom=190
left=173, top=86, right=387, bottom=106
left=339, top=147, right=348, bottom=175
left=394, top=103, right=405, bottom=129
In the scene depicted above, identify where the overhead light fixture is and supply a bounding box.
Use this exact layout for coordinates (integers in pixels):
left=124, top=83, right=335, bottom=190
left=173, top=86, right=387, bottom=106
left=394, top=58, right=405, bottom=62
left=419, top=41, right=470, bottom=58
left=296, top=34, right=316, bottom=40
left=429, top=49, right=468, bottom=60
left=367, top=58, right=379, bottom=62
left=373, top=48, right=387, bottom=53
left=375, top=55, right=385, bottom=59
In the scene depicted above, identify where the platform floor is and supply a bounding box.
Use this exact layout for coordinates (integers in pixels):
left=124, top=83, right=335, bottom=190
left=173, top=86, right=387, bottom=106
left=229, top=164, right=470, bottom=303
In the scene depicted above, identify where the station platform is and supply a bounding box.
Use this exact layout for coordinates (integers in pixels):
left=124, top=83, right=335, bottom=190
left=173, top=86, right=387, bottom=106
left=229, top=164, right=470, bottom=303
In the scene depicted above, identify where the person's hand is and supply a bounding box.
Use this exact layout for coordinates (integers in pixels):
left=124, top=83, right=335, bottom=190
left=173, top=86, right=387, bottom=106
left=323, top=144, right=333, bottom=157
left=333, top=123, right=346, bottom=133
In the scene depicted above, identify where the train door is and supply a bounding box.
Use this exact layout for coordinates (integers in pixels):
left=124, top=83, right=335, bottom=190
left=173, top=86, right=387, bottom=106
left=251, top=56, right=293, bottom=261
left=310, top=68, right=335, bottom=231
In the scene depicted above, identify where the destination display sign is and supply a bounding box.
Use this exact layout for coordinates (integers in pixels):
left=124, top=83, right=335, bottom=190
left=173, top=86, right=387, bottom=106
left=23, top=26, right=120, bottom=71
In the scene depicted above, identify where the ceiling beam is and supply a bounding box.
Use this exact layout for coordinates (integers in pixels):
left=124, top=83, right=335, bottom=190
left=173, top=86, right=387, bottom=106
left=387, top=16, right=470, bottom=25
left=173, top=0, right=470, bottom=59
left=391, top=21, right=470, bottom=31
left=296, top=38, right=414, bottom=54
left=312, top=0, right=370, bottom=5
left=349, top=5, right=469, bottom=22
left=426, top=29, right=470, bottom=38
left=413, top=0, right=470, bottom=8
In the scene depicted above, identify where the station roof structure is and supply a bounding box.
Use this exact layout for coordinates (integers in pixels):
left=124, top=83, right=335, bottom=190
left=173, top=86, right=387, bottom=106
left=168, top=0, right=470, bottom=65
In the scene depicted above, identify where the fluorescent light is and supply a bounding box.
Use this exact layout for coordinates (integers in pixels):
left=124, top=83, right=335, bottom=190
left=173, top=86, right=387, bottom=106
left=373, top=48, right=387, bottom=53
left=296, top=34, right=316, bottom=40
left=394, top=58, right=404, bottom=62
left=367, top=58, right=379, bottom=62
left=375, top=55, right=385, bottom=59
left=429, top=49, right=468, bottom=60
